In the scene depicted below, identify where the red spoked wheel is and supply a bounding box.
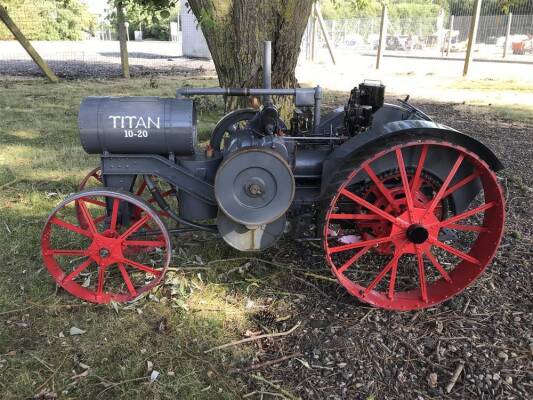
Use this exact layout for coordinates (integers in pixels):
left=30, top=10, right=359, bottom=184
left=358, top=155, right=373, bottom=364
left=42, top=189, right=171, bottom=303
left=323, top=139, right=505, bottom=310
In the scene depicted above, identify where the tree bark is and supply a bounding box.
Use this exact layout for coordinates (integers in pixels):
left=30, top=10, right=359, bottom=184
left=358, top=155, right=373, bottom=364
left=186, top=0, right=313, bottom=110
left=117, top=1, right=130, bottom=78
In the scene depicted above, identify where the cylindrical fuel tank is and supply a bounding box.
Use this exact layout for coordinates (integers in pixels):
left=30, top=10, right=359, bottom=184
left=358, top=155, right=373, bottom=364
left=178, top=151, right=223, bottom=220
left=79, top=97, right=197, bottom=155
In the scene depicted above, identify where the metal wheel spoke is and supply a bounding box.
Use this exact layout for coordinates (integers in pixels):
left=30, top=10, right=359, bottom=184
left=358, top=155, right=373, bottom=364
left=110, top=198, right=120, bottom=231
left=120, top=258, right=162, bottom=276
left=416, top=247, right=428, bottom=302
left=442, top=171, right=480, bottom=198
left=135, top=180, right=147, bottom=196
left=423, top=248, right=452, bottom=283
left=94, top=215, right=106, bottom=224
left=328, top=233, right=399, bottom=254
left=446, top=223, right=489, bottom=233
left=50, top=217, right=91, bottom=237
left=329, top=213, right=384, bottom=220
left=425, top=154, right=464, bottom=217
left=46, top=249, right=88, bottom=256
left=81, top=198, right=107, bottom=208
left=338, top=245, right=372, bottom=273
left=119, top=214, right=152, bottom=241
left=395, top=148, right=414, bottom=218
left=340, top=189, right=404, bottom=227
left=118, top=263, right=138, bottom=297
left=437, top=202, right=494, bottom=228
left=429, top=237, right=481, bottom=266
left=77, top=200, right=98, bottom=234
left=410, top=144, right=428, bottom=193
left=363, top=253, right=401, bottom=297
left=123, top=240, right=166, bottom=247
left=96, top=267, right=105, bottom=297
left=387, top=259, right=399, bottom=300
left=363, top=164, right=397, bottom=207
left=62, top=258, right=93, bottom=283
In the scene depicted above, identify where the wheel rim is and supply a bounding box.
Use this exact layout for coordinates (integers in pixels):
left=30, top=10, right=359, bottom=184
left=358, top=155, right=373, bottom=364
left=42, top=190, right=171, bottom=303
left=323, top=141, right=505, bottom=310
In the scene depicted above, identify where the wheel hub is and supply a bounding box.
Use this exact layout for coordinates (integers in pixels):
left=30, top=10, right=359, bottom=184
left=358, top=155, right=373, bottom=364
left=355, top=170, right=446, bottom=255
left=406, top=224, right=429, bottom=244
left=88, top=234, right=123, bottom=267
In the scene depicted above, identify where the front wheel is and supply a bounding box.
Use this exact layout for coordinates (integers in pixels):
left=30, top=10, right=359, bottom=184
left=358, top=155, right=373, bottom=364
left=322, top=137, right=505, bottom=310
left=41, top=189, right=172, bottom=304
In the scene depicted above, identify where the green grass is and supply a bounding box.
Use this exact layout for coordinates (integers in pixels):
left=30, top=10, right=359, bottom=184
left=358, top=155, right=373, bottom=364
left=461, top=102, right=533, bottom=124
left=449, top=79, right=533, bottom=92
left=0, top=76, right=297, bottom=399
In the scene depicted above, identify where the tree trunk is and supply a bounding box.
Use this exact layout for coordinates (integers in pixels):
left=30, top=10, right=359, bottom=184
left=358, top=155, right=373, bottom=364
left=186, top=0, right=313, bottom=111
left=117, top=1, right=130, bottom=78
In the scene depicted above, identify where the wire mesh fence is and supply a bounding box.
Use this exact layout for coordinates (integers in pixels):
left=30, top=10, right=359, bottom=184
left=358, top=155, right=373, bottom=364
left=0, top=2, right=187, bottom=78
left=1, top=1, right=533, bottom=80
left=302, top=0, right=533, bottom=67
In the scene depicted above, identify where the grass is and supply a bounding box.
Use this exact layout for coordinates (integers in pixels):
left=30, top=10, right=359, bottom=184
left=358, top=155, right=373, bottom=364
left=460, top=102, right=533, bottom=124
left=0, top=76, right=297, bottom=399
left=449, top=79, right=533, bottom=92
left=1, top=74, right=531, bottom=399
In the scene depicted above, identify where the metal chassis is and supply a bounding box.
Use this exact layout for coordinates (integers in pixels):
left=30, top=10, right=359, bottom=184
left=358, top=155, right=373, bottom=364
left=100, top=153, right=217, bottom=206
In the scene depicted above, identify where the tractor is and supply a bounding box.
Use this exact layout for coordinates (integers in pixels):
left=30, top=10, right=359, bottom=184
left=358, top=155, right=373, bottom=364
left=41, top=42, right=505, bottom=310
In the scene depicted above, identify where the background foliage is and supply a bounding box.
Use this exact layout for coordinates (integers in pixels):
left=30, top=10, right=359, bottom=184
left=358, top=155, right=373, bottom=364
left=0, top=0, right=96, bottom=40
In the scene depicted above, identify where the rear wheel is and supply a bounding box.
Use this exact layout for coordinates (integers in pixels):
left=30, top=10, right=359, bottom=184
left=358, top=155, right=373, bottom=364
left=42, top=189, right=171, bottom=304
left=322, top=138, right=505, bottom=310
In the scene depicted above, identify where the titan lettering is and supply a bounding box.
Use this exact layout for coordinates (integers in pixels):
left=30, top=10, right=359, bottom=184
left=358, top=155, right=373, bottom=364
left=108, top=115, right=160, bottom=129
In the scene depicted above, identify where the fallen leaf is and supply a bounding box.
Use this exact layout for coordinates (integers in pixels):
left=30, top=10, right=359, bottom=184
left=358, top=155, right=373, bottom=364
left=149, top=370, right=160, bottom=382
left=69, top=327, right=86, bottom=336
left=78, top=362, right=90, bottom=370
left=5, top=350, right=16, bottom=356
left=71, top=369, right=89, bottom=380
left=429, top=372, right=438, bottom=388
left=110, top=300, right=119, bottom=314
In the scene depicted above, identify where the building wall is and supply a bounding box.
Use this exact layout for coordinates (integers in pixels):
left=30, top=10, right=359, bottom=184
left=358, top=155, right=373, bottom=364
left=180, top=4, right=212, bottom=59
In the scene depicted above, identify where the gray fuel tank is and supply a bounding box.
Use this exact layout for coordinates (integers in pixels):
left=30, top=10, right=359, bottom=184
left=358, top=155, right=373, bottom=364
left=79, top=97, right=197, bottom=155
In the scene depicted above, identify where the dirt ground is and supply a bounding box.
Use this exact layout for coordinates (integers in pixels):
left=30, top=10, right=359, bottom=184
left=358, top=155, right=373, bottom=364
left=249, top=98, right=532, bottom=399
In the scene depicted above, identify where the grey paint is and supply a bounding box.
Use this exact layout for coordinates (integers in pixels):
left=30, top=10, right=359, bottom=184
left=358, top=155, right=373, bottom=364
left=79, top=97, right=197, bottom=155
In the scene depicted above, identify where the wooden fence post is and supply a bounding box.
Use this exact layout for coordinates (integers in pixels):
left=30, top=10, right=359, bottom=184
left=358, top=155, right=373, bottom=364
left=463, top=0, right=482, bottom=77
left=0, top=4, right=59, bottom=83
left=503, top=12, right=512, bottom=58
left=117, top=1, right=130, bottom=78
left=376, top=4, right=387, bottom=70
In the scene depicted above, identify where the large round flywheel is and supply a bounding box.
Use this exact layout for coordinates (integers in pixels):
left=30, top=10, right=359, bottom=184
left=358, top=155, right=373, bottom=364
left=215, top=147, right=295, bottom=226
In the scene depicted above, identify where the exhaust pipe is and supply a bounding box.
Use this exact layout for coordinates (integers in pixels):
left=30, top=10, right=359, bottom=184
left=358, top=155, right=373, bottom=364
left=263, top=41, right=272, bottom=106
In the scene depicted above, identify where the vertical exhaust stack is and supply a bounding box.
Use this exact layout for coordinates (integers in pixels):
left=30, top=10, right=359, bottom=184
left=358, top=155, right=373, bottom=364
left=263, top=41, right=272, bottom=106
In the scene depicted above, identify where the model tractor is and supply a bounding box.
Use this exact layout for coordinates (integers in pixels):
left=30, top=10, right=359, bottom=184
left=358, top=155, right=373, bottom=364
left=41, top=43, right=505, bottom=310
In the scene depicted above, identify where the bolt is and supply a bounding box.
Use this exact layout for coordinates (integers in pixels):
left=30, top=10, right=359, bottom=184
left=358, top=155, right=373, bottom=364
left=248, top=183, right=262, bottom=196
left=99, top=248, right=110, bottom=258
